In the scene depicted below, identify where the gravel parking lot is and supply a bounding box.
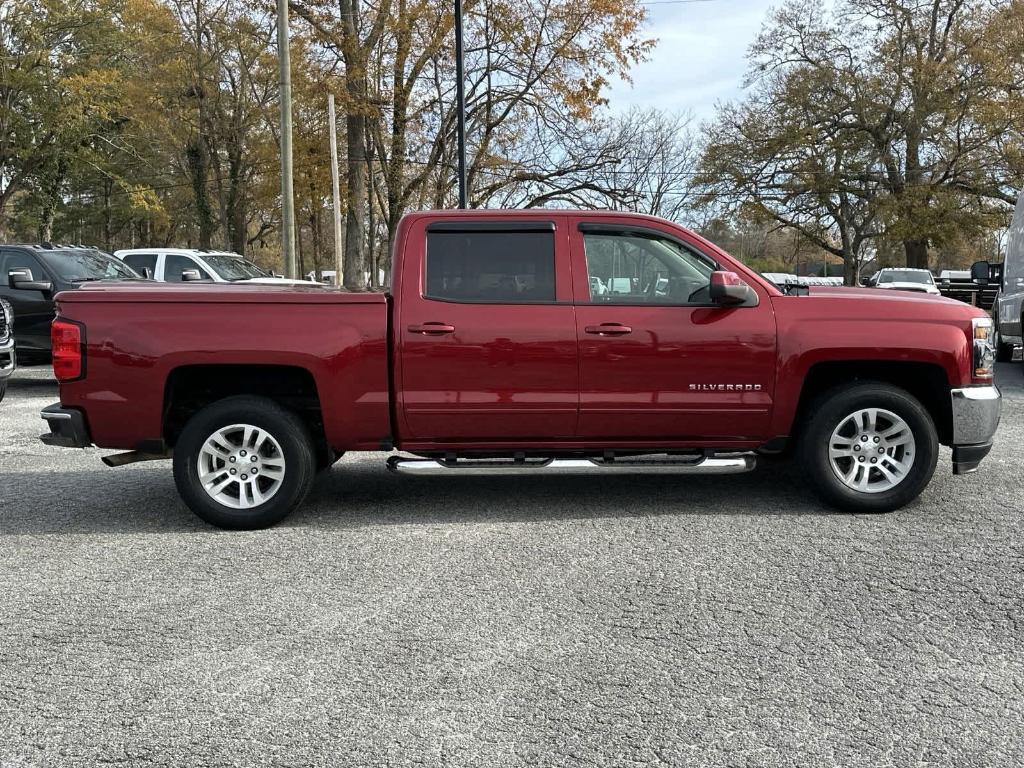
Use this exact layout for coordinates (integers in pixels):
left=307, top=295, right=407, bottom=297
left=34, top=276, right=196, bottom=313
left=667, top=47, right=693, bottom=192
left=1, top=365, right=1022, bottom=767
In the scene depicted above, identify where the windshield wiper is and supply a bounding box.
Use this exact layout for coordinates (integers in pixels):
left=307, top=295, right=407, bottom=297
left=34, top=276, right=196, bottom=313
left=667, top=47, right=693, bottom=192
left=69, top=277, right=104, bottom=283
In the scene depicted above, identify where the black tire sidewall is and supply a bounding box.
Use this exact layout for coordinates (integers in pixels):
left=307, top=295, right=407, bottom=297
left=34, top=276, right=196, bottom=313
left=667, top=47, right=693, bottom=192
left=173, top=396, right=315, bottom=529
left=994, top=328, right=1012, bottom=363
left=801, top=383, right=939, bottom=513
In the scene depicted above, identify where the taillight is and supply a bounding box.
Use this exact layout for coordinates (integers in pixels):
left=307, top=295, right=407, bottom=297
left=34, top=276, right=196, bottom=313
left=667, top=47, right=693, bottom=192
left=52, top=319, right=85, bottom=382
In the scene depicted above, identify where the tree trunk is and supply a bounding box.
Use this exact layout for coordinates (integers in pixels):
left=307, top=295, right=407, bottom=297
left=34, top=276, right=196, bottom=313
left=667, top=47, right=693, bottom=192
left=904, top=238, right=929, bottom=269
left=186, top=139, right=215, bottom=249
left=344, top=85, right=366, bottom=289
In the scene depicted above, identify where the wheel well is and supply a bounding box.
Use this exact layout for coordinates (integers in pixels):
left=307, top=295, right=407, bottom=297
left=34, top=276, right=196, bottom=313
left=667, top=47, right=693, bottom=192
left=163, top=364, right=329, bottom=464
left=794, top=361, right=953, bottom=445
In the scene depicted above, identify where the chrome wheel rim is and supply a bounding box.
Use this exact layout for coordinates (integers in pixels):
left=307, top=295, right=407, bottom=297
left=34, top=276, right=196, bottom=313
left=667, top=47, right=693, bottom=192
left=828, top=408, right=916, bottom=494
left=198, top=424, right=286, bottom=509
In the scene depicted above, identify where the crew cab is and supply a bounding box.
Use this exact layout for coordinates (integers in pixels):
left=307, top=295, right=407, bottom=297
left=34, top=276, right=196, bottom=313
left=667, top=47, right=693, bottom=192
left=40, top=211, right=1002, bottom=529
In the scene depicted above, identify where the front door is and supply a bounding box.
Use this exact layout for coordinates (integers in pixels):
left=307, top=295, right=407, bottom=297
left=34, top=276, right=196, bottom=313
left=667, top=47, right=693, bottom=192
left=397, top=217, right=578, bottom=442
left=569, top=218, right=778, bottom=442
left=0, top=249, right=55, bottom=355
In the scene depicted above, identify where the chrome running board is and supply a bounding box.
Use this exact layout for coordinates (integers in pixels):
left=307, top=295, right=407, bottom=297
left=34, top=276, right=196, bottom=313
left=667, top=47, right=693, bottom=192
left=387, top=454, right=756, bottom=476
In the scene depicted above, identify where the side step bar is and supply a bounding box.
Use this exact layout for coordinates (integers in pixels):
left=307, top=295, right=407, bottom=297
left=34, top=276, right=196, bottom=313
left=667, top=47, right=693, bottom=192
left=387, top=454, right=756, bottom=476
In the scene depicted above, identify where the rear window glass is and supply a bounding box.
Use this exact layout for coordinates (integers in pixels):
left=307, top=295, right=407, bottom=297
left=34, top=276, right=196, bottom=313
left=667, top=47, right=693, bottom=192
left=426, top=230, right=556, bottom=303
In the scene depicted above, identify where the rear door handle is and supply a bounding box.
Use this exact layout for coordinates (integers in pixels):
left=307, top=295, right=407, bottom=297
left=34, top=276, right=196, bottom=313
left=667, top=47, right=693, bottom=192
left=408, top=322, right=456, bottom=335
left=585, top=323, right=632, bottom=336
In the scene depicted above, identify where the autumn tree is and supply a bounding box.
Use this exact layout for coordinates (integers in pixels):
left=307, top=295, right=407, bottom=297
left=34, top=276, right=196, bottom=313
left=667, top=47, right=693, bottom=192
left=747, top=0, right=1013, bottom=269
left=0, top=0, right=145, bottom=238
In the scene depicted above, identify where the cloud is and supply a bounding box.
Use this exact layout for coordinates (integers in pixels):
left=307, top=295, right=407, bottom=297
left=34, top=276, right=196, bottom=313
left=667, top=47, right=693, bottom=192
left=606, top=0, right=773, bottom=121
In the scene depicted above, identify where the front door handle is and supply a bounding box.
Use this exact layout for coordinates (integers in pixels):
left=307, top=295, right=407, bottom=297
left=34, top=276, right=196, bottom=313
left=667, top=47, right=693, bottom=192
left=408, top=322, right=456, bottom=335
left=585, top=323, right=632, bottom=336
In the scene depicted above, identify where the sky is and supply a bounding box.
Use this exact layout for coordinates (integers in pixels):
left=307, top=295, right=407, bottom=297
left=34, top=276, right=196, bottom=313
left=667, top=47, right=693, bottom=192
left=605, top=0, right=777, bottom=123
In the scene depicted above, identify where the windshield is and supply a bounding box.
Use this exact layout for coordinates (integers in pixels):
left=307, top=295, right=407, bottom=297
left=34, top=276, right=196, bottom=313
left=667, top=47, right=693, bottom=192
left=879, top=270, right=933, bottom=284
left=39, top=249, right=139, bottom=281
left=201, top=254, right=268, bottom=281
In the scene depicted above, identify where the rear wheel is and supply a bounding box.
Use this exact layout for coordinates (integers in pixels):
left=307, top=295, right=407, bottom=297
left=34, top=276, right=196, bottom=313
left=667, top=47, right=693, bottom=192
left=800, top=382, right=938, bottom=513
left=173, top=395, right=316, bottom=529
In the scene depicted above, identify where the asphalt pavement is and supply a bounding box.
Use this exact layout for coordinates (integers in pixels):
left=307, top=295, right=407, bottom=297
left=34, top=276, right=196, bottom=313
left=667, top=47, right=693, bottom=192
left=1, top=364, right=1022, bottom=767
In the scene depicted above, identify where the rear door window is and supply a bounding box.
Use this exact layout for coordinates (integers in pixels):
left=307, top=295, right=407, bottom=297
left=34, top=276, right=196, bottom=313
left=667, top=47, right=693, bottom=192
left=425, top=228, right=556, bottom=303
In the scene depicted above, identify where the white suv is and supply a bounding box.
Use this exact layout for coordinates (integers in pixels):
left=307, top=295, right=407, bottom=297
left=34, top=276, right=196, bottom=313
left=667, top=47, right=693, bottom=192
left=113, top=248, right=316, bottom=285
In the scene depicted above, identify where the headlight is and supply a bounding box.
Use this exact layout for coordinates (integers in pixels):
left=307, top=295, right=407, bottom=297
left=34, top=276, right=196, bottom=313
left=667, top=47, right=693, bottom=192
left=972, top=317, right=995, bottom=379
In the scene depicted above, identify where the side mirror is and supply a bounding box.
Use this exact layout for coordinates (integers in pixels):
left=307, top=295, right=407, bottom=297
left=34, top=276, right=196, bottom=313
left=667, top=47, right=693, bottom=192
left=8, top=269, right=53, bottom=292
left=181, top=269, right=204, bottom=282
left=709, top=271, right=756, bottom=306
left=970, top=260, right=991, bottom=285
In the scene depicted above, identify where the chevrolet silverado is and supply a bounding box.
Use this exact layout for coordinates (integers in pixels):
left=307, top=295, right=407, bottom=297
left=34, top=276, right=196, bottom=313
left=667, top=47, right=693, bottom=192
left=40, top=211, right=1002, bottom=528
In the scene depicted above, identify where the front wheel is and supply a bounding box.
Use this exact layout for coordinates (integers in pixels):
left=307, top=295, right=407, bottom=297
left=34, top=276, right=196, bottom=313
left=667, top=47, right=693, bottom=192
left=0, top=380, right=6, bottom=403
left=800, top=382, right=939, bottom=513
left=173, top=395, right=316, bottom=529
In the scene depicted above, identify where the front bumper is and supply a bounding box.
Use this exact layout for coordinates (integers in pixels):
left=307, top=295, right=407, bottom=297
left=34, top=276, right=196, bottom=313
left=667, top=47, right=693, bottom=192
left=39, top=403, right=93, bottom=448
left=950, top=386, right=1001, bottom=475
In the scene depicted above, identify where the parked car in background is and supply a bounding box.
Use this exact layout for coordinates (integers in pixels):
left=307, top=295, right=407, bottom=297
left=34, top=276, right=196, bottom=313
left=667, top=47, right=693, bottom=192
left=115, top=248, right=318, bottom=285
left=971, top=189, right=1024, bottom=363
left=42, top=209, right=1000, bottom=529
left=1, top=244, right=141, bottom=362
left=0, top=298, right=14, bottom=402
left=871, top=268, right=941, bottom=295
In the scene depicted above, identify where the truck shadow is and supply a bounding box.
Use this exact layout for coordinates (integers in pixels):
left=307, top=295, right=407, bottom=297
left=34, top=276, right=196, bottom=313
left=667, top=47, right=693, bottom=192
left=0, top=457, right=847, bottom=536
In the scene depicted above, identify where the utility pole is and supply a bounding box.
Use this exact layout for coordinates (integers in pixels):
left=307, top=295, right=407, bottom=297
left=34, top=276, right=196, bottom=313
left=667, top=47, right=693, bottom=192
left=327, top=93, right=343, bottom=286
left=277, top=0, right=298, bottom=278
left=454, top=0, right=468, bottom=208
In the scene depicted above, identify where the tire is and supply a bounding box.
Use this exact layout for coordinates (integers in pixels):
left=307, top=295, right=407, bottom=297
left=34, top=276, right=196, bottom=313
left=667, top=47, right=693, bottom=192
left=994, top=327, right=1013, bottom=363
left=0, top=380, right=6, bottom=403
left=799, top=381, right=939, bottom=514
left=173, top=395, right=316, bottom=529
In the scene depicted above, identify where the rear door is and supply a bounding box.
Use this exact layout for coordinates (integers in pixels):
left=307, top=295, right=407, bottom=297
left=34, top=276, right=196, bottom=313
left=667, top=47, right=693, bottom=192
left=569, top=217, right=778, bottom=442
left=397, top=217, right=578, bottom=441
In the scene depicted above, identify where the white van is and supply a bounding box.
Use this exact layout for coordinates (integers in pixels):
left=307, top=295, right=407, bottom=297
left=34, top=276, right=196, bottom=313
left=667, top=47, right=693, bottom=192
left=113, top=248, right=317, bottom=285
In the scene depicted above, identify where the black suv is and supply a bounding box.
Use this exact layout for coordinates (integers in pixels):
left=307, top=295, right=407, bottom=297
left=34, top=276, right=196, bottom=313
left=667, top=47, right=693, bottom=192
left=0, top=244, right=141, bottom=363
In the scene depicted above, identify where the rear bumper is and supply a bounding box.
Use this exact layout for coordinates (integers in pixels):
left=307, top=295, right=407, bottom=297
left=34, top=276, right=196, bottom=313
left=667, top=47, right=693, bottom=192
left=950, top=386, right=1001, bottom=475
left=39, top=403, right=93, bottom=448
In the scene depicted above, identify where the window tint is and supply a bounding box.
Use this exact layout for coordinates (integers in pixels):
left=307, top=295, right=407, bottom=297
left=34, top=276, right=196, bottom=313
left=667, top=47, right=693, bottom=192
left=122, top=253, right=158, bottom=275
left=426, top=230, right=556, bottom=302
left=583, top=232, right=715, bottom=304
left=165, top=254, right=212, bottom=282
left=1, top=251, right=44, bottom=281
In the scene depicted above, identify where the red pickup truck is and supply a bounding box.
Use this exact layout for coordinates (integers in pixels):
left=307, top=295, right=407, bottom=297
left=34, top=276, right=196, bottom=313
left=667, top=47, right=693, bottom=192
left=41, top=210, right=1001, bottom=528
